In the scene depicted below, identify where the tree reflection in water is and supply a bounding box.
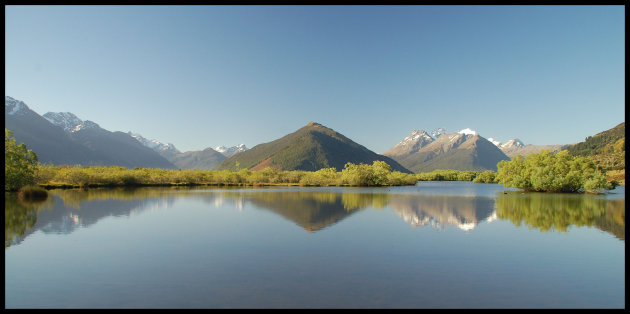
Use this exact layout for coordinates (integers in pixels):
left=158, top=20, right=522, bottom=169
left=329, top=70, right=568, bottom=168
left=495, top=192, right=625, bottom=240
left=5, top=192, right=53, bottom=248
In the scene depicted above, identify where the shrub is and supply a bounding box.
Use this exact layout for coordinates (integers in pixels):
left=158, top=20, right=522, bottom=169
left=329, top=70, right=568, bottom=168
left=473, top=170, right=497, bottom=183
left=5, top=129, right=39, bottom=191
left=496, top=150, right=612, bottom=193
left=17, top=185, right=48, bottom=201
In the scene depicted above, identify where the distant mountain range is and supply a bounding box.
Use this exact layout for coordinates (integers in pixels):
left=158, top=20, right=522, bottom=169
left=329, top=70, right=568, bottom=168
left=5, top=96, right=246, bottom=170
left=127, top=132, right=247, bottom=170
left=487, top=136, right=567, bottom=157
left=6, top=97, right=106, bottom=166
left=215, top=121, right=411, bottom=173
left=215, top=144, right=248, bottom=158
left=6, top=96, right=175, bottom=169
left=7, top=96, right=620, bottom=174
left=384, top=128, right=510, bottom=172
left=384, top=127, right=576, bottom=173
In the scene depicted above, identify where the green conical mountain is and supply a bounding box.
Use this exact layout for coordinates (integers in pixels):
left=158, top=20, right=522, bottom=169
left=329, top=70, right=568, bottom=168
left=215, top=122, right=411, bottom=173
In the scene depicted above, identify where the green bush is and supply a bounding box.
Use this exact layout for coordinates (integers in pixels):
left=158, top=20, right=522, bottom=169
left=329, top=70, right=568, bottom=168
left=496, top=150, right=612, bottom=193
left=416, top=169, right=480, bottom=182
left=5, top=129, right=39, bottom=191
left=473, top=170, right=497, bottom=183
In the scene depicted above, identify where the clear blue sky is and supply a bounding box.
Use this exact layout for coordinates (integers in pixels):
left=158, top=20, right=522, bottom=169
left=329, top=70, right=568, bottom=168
left=5, top=5, right=625, bottom=153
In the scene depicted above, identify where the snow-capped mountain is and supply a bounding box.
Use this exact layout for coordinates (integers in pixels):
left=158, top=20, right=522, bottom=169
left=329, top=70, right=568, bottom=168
left=128, top=132, right=181, bottom=156
left=482, top=136, right=567, bottom=157
left=385, top=127, right=478, bottom=159
left=429, top=127, right=447, bottom=139
left=383, top=129, right=435, bottom=158
left=487, top=137, right=502, bottom=146
left=500, top=139, right=525, bottom=149
left=6, top=96, right=176, bottom=169
left=5, top=96, right=29, bottom=116
left=486, top=137, right=525, bottom=149
left=385, top=127, right=510, bottom=172
left=215, top=144, right=248, bottom=157
left=43, top=112, right=101, bottom=133
left=457, top=128, right=477, bottom=136
left=405, top=130, right=435, bottom=143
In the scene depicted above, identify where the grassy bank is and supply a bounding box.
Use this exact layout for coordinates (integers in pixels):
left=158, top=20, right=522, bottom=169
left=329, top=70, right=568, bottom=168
left=33, top=161, right=418, bottom=189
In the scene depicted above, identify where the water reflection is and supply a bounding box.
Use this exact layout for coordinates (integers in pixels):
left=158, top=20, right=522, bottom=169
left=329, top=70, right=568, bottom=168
left=495, top=192, right=625, bottom=240
left=5, top=188, right=178, bottom=248
left=5, top=193, right=51, bottom=248
left=389, top=194, right=496, bottom=231
left=223, top=191, right=390, bottom=232
left=5, top=186, right=625, bottom=248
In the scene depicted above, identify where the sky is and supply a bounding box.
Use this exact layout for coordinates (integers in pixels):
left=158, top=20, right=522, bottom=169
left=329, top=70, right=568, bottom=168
left=5, top=5, right=625, bottom=154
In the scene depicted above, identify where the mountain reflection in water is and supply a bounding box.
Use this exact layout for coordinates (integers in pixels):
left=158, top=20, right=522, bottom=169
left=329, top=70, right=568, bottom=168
left=389, top=194, right=496, bottom=231
left=5, top=186, right=625, bottom=248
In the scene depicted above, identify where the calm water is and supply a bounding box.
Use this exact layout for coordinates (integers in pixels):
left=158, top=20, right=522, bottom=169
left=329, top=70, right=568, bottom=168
left=5, top=182, right=625, bottom=308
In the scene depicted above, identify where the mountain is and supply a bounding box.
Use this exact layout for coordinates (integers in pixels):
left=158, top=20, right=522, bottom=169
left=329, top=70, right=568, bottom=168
left=5, top=96, right=176, bottom=169
left=566, top=122, right=625, bottom=157
left=385, top=128, right=510, bottom=173
left=215, top=144, right=248, bottom=158
left=128, top=132, right=181, bottom=160
left=215, top=121, right=411, bottom=173
left=383, top=127, right=454, bottom=160
left=383, top=129, right=435, bottom=160
left=44, top=111, right=177, bottom=169
left=5, top=96, right=106, bottom=165
left=126, top=132, right=225, bottom=170
left=41, top=111, right=84, bottom=132
left=487, top=136, right=566, bottom=158
left=501, top=144, right=568, bottom=158
left=167, top=148, right=227, bottom=170
left=566, top=122, right=625, bottom=171
left=430, top=127, right=447, bottom=139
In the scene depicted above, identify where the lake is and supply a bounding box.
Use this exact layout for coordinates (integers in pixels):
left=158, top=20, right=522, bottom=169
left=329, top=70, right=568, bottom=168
left=5, top=182, right=625, bottom=308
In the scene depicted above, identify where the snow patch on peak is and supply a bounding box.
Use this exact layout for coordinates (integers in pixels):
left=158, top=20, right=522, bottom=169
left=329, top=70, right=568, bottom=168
left=501, top=139, right=525, bottom=148
left=429, top=128, right=447, bottom=140
left=215, top=144, right=249, bottom=157
left=458, top=128, right=477, bottom=136
left=129, top=132, right=180, bottom=154
left=487, top=138, right=502, bottom=147
left=43, top=112, right=87, bottom=132
left=5, top=96, right=29, bottom=116
left=404, top=129, right=432, bottom=142
left=392, top=129, right=435, bottom=150
left=72, top=120, right=100, bottom=132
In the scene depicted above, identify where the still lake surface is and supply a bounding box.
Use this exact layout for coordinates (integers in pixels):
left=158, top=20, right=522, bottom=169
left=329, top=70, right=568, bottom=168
left=5, top=182, right=625, bottom=308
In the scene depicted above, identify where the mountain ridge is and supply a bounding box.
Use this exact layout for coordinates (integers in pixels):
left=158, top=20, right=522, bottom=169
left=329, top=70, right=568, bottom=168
left=385, top=128, right=510, bottom=173
left=6, top=97, right=176, bottom=169
left=216, top=122, right=411, bottom=173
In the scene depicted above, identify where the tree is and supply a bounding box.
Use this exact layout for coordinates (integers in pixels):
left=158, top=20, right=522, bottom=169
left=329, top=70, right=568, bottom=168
left=496, top=150, right=611, bottom=193
left=5, top=129, right=39, bottom=191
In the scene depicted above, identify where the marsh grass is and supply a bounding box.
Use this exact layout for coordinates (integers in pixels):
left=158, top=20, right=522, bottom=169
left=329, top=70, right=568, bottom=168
left=17, top=185, right=48, bottom=202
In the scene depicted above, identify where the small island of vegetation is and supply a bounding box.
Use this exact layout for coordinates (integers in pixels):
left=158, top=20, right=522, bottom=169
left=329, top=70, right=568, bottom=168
left=495, top=149, right=616, bottom=193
